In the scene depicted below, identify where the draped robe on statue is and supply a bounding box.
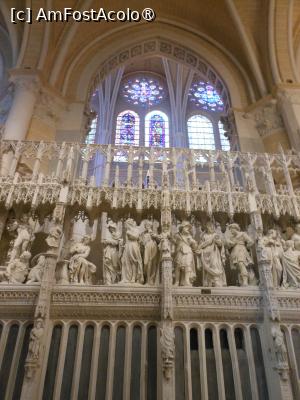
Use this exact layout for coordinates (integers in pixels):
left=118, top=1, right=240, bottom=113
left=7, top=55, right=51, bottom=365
left=121, top=225, right=144, bottom=284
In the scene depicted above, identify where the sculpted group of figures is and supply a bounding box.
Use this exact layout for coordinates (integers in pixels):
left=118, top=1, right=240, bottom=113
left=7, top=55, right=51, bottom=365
left=102, top=218, right=300, bottom=288
left=102, top=218, right=257, bottom=287
left=258, top=224, right=300, bottom=288
left=1, top=213, right=300, bottom=289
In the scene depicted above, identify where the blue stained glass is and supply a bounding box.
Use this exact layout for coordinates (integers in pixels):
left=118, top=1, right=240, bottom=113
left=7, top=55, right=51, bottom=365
left=189, top=81, right=224, bottom=112
left=119, top=113, right=135, bottom=144
left=116, top=110, right=139, bottom=148
left=122, top=77, right=165, bottom=107
left=149, top=114, right=165, bottom=147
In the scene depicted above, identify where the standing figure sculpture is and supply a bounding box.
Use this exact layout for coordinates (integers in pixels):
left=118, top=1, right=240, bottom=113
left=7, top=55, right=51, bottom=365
left=102, top=221, right=122, bottom=285
left=28, top=318, right=44, bottom=360
left=225, top=223, right=256, bottom=286
left=292, top=223, right=300, bottom=251
left=174, top=221, right=197, bottom=286
left=260, top=229, right=284, bottom=288
left=7, top=216, right=33, bottom=262
left=141, top=220, right=159, bottom=285
left=69, top=235, right=96, bottom=284
left=198, top=221, right=227, bottom=287
left=120, top=218, right=144, bottom=284
left=282, top=240, right=300, bottom=288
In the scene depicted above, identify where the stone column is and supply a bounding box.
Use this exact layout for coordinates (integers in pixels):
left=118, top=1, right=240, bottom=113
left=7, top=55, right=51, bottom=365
left=277, top=89, right=300, bottom=150
left=20, top=224, right=63, bottom=400
left=3, top=71, right=40, bottom=140
left=160, top=185, right=175, bottom=400
left=1, top=71, right=40, bottom=175
left=250, top=206, right=294, bottom=400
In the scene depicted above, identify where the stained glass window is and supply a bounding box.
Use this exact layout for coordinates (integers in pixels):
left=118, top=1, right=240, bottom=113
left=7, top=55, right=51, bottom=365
left=218, top=120, right=230, bottom=151
left=122, top=77, right=165, bottom=107
left=187, top=115, right=215, bottom=150
left=115, top=110, right=139, bottom=146
left=85, top=115, right=97, bottom=144
left=145, top=111, right=169, bottom=147
left=189, top=81, right=224, bottom=112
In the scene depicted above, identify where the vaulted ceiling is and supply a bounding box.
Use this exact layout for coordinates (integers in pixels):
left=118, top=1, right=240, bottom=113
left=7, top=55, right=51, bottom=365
left=1, top=0, right=300, bottom=107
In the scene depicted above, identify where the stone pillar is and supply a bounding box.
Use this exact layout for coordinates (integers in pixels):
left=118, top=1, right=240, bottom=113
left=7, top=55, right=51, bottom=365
left=20, top=224, right=63, bottom=400
left=1, top=71, right=40, bottom=175
left=250, top=208, right=294, bottom=400
left=4, top=71, right=40, bottom=140
left=160, top=186, right=175, bottom=400
left=277, top=89, right=300, bottom=150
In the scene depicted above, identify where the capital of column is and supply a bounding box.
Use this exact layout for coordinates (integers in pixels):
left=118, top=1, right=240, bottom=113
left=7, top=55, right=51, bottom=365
left=9, top=69, right=42, bottom=96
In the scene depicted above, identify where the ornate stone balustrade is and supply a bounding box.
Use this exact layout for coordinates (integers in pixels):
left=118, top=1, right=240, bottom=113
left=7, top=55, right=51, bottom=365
left=0, top=140, right=300, bottom=218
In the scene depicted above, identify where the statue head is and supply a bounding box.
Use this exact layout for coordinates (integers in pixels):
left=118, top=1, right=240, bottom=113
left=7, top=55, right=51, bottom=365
left=206, top=221, right=215, bottom=233
left=125, top=218, right=136, bottom=229
left=144, top=220, right=153, bottom=231
left=36, top=318, right=44, bottom=328
left=267, top=229, right=276, bottom=239
left=178, top=221, right=192, bottom=234
left=82, top=235, right=91, bottom=244
left=228, top=223, right=240, bottom=236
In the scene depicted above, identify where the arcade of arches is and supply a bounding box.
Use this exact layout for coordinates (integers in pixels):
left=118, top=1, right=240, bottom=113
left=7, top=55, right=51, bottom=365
left=1, top=1, right=300, bottom=400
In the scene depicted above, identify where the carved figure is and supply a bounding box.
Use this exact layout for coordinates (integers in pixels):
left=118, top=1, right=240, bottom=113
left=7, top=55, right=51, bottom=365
left=260, top=229, right=284, bottom=288
left=46, top=225, right=62, bottom=250
left=271, top=326, right=289, bottom=380
left=120, top=218, right=144, bottom=284
left=198, top=221, right=227, bottom=287
left=160, top=325, right=175, bottom=380
left=141, top=220, right=159, bottom=285
left=7, top=216, right=33, bottom=262
left=281, top=240, right=300, bottom=288
left=0, top=251, right=31, bottom=283
left=292, top=223, right=300, bottom=251
left=102, top=221, right=122, bottom=284
left=69, top=236, right=96, bottom=284
left=28, top=318, right=44, bottom=360
left=158, top=223, right=172, bottom=260
left=26, top=255, right=46, bottom=284
left=225, top=223, right=256, bottom=286
left=174, top=221, right=197, bottom=286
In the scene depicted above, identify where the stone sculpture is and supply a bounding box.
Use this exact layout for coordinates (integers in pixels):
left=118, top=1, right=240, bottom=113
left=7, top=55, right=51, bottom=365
left=174, top=221, right=198, bottom=286
left=28, top=318, right=44, bottom=360
left=198, top=221, right=227, bottom=287
left=282, top=240, right=300, bottom=288
left=160, top=325, right=175, bottom=380
left=7, top=216, right=33, bottom=262
left=102, top=221, right=123, bottom=284
left=26, top=255, right=46, bottom=284
left=291, top=223, right=300, bottom=251
left=271, top=326, right=289, bottom=380
left=0, top=251, right=31, bottom=283
left=225, top=223, right=256, bottom=286
left=120, top=218, right=144, bottom=284
left=69, top=235, right=96, bottom=284
left=45, top=225, right=62, bottom=251
left=260, top=229, right=284, bottom=288
left=141, top=220, right=159, bottom=285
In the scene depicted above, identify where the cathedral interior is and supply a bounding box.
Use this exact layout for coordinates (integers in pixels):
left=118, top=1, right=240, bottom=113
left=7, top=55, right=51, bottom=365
left=1, top=1, right=300, bottom=399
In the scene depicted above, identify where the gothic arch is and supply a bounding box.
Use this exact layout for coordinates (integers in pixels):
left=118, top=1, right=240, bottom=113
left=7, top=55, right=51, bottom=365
left=61, top=22, right=255, bottom=108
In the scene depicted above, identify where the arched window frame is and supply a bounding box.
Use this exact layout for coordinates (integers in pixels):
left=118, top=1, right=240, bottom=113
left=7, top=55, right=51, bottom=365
left=187, top=113, right=215, bottom=150
left=115, top=110, right=140, bottom=147
left=186, top=111, right=230, bottom=151
left=145, top=110, right=169, bottom=148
